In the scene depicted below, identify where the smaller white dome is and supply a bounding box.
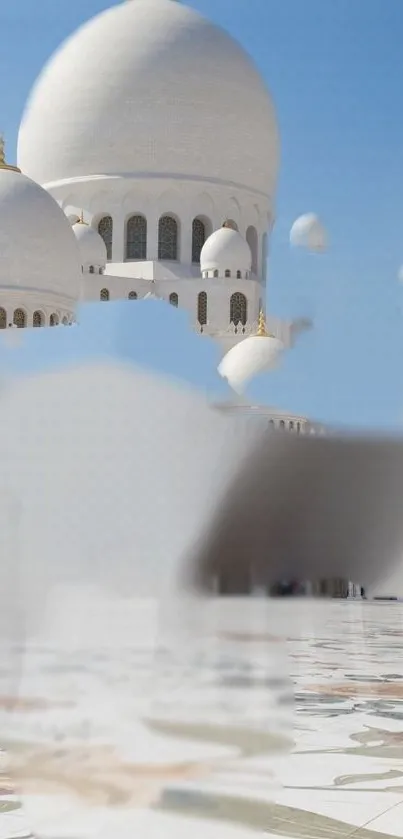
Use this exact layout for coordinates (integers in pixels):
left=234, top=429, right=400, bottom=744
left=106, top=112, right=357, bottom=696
left=201, top=225, right=252, bottom=277
left=218, top=315, right=283, bottom=393
left=73, top=217, right=106, bottom=271
left=0, top=162, right=81, bottom=302
left=290, top=213, right=328, bottom=253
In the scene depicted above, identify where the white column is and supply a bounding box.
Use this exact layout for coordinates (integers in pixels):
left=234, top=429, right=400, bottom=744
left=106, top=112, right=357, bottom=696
left=180, top=216, right=192, bottom=264
left=147, top=211, right=159, bottom=261
left=112, top=211, right=125, bottom=263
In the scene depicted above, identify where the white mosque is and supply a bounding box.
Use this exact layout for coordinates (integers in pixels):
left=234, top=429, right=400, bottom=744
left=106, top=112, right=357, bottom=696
left=0, top=0, right=371, bottom=602
left=0, top=0, right=325, bottom=433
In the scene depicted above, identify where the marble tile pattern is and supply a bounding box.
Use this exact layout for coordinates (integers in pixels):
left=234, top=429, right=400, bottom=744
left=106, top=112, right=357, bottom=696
left=2, top=601, right=403, bottom=838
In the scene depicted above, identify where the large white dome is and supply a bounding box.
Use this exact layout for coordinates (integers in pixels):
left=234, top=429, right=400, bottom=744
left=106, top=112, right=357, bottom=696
left=0, top=167, right=81, bottom=301
left=17, top=0, right=279, bottom=195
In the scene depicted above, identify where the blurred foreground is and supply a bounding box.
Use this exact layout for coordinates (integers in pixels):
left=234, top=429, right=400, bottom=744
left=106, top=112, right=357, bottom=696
left=1, top=601, right=403, bottom=838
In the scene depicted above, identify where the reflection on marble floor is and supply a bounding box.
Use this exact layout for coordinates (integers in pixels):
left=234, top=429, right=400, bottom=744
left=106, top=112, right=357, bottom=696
left=2, top=601, right=403, bottom=838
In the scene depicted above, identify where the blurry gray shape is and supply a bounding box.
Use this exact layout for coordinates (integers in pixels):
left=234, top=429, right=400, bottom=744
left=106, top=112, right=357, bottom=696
left=189, top=430, right=403, bottom=597
left=398, top=265, right=403, bottom=283
left=0, top=361, right=262, bottom=638
left=289, top=316, right=314, bottom=346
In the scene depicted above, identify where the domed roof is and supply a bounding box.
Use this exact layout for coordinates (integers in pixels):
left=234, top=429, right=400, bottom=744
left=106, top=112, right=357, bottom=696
left=73, top=214, right=107, bottom=268
left=17, top=0, right=279, bottom=194
left=0, top=153, right=81, bottom=301
left=218, top=313, right=283, bottom=394
left=201, top=225, right=252, bottom=275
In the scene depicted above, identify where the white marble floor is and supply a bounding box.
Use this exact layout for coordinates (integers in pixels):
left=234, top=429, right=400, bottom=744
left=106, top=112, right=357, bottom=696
left=2, top=600, right=403, bottom=838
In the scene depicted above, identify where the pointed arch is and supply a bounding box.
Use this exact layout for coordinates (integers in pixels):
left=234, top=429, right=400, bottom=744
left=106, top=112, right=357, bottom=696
left=13, top=308, right=26, bottom=328
left=192, top=217, right=207, bottom=264
left=246, top=226, right=258, bottom=275
left=100, top=288, right=110, bottom=301
left=158, top=215, right=178, bottom=261
left=126, top=215, right=147, bottom=260
left=230, top=292, right=247, bottom=326
left=169, top=292, right=178, bottom=307
left=197, top=291, right=208, bottom=326
left=49, top=313, right=59, bottom=326
left=33, top=310, right=44, bottom=327
left=98, top=216, right=113, bottom=261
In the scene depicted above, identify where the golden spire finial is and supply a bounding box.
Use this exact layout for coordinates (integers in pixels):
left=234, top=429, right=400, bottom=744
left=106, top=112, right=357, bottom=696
left=76, top=209, right=88, bottom=226
left=257, top=309, right=268, bottom=337
left=0, top=135, right=21, bottom=173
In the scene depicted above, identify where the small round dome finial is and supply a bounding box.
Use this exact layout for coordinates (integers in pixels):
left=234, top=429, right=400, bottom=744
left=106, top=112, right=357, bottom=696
left=73, top=216, right=107, bottom=271
left=76, top=209, right=88, bottom=226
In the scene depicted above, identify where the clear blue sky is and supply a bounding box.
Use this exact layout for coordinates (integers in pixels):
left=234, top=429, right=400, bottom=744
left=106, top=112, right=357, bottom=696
left=1, top=0, right=403, bottom=429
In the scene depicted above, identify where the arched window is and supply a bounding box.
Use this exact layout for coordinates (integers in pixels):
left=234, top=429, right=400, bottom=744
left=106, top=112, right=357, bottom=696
left=0, top=308, right=6, bottom=329
left=98, top=216, right=113, bottom=261
left=158, top=215, right=178, bottom=261
left=49, top=313, right=59, bottom=326
left=213, top=270, right=219, bottom=278
left=169, top=292, right=179, bottom=307
left=225, top=269, right=231, bottom=278
left=296, top=422, right=301, bottom=434
left=289, top=421, right=294, bottom=431
left=128, top=291, right=138, bottom=300
left=126, top=215, right=147, bottom=260
left=62, top=316, right=69, bottom=325
left=269, top=419, right=275, bottom=428
left=192, top=218, right=206, bottom=264
left=13, top=308, right=26, bottom=328
left=236, top=270, right=242, bottom=279
left=279, top=420, right=285, bottom=430
left=197, top=291, right=207, bottom=326
left=230, top=292, right=247, bottom=326
left=89, top=266, right=94, bottom=274
left=33, top=310, right=44, bottom=327
left=246, top=226, right=258, bottom=275
left=100, top=288, right=110, bottom=301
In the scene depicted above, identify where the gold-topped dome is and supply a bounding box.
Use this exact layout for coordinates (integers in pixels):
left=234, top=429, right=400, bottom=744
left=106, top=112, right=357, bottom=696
left=0, top=136, right=21, bottom=173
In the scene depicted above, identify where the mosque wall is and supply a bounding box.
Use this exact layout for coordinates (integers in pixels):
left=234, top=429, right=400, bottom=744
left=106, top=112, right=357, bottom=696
left=53, top=177, right=273, bottom=280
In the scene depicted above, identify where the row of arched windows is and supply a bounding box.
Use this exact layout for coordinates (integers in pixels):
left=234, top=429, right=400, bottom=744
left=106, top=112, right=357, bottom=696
left=96, top=214, right=260, bottom=272
left=269, top=418, right=303, bottom=433
left=0, top=308, right=65, bottom=328
left=202, top=269, right=249, bottom=279
left=97, top=215, right=208, bottom=264
left=98, top=290, right=248, bottom=327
